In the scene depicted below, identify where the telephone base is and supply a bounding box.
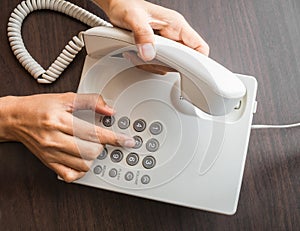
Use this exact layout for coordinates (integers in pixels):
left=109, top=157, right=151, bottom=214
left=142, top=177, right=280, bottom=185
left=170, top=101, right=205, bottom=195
left=70, top=55, right=258, bottom=215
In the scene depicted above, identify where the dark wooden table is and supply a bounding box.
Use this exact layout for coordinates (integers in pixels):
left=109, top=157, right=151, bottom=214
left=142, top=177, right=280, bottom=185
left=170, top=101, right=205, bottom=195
left=1, top=0, right=299, bottom=230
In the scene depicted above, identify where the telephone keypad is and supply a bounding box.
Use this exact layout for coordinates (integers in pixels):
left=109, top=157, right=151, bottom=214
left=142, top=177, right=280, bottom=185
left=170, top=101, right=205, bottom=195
left=94, top=113, right=173, bottom=188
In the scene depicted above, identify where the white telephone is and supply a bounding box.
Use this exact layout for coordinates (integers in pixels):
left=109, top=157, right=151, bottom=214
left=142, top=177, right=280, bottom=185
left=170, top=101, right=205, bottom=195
left=74, top=27, right=258, bottom=215
left=8, top=0, right=258, bottom=215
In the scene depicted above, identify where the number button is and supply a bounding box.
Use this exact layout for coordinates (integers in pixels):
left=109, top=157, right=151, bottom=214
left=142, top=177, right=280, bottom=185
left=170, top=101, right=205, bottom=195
left=108, top=168, right=118, bottom=178
left=126, top=153, right=139, bottom=166
left=110, top=150, right=123, bottom=163
left=133, top=119, right=146, bottom=132
left=141, top=175, right=151, bottom=184
left=125, top=171, right=134, bottom=181
left=118, top=116, right=130, bottom=129
left=93, top=165, right=102, bottom=175
left=102, top=116, right=115, bottom=127
left=97, top=148, right=108, bottom=160
left=146, top=138, right=160, bottom=152
left=149, top=121, right=163, bottom=135
left=142, top=156, right=156, bottom=169
left=133, top=136, right=143, bottom=149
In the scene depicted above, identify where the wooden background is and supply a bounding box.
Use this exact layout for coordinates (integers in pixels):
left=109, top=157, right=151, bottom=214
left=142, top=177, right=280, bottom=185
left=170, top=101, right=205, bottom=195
left=0, top=0, right=299, bottom=230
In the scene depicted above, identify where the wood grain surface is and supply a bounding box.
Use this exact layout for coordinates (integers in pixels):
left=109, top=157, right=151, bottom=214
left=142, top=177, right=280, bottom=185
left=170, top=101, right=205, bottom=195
left=0, top=0, right=299, bottom=230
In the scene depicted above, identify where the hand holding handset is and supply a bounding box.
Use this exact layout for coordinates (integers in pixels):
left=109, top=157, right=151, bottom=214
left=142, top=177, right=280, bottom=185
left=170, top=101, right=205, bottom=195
left=75, top=26, right=258, bottom=215
left=81, top=27, right=246, bottom=116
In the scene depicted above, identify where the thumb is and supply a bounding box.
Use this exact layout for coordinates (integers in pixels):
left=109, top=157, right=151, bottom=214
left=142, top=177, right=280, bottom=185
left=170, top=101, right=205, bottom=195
left=129, top=17, right=156, bottom=61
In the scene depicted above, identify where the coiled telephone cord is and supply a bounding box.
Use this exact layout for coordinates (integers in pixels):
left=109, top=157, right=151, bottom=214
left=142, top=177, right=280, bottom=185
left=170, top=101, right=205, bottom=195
left=7, top=0, right=111, bottom=83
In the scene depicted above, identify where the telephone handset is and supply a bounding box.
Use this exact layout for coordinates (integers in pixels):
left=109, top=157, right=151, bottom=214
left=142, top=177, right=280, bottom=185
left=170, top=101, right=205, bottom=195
left=81, top=27, right=246, bottom=116
left=8, top=0, right=258, bottom=215
left=75, top=26, right=258, bottom=215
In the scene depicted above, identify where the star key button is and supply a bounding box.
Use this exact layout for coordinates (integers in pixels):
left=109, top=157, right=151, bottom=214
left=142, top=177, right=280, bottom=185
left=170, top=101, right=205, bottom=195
left=102, top=116, right=115, bottom=127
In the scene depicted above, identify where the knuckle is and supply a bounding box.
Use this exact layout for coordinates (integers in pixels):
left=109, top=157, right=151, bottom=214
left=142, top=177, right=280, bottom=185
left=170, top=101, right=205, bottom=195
left=42, top=112, right=59, bottom=130
left=61, top=170, right=78, bottom=183
left=169, top=9, right=185, bottom=21
left=40, top=134, right=57, bottom=149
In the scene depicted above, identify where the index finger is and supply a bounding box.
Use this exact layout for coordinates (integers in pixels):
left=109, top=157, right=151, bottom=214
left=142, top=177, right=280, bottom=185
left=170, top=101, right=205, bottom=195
left=59, top=113, right=135, bottom=148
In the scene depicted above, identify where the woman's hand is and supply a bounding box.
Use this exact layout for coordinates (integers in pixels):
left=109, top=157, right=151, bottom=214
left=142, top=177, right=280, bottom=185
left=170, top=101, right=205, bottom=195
left=0, top=93, right=135, bottom=182
left=95, top=0, right=209, bottom=61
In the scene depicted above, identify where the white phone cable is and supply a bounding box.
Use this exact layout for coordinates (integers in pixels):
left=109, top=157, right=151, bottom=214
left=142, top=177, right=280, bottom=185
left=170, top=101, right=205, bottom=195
left=7, top=0, right=112, bottom=84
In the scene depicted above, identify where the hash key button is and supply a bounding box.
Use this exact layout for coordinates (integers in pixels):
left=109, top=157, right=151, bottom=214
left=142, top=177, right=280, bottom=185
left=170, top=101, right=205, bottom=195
left=133, top=119, right=146, bottom=132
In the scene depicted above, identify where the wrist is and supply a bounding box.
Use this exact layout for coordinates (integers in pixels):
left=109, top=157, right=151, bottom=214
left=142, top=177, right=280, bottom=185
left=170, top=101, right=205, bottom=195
left=0, top=96, right=20, bottom=142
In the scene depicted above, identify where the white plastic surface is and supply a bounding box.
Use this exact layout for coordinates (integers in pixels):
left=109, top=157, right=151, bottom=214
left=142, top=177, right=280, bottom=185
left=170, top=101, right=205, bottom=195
left=73, top=46, right=258, bottom=214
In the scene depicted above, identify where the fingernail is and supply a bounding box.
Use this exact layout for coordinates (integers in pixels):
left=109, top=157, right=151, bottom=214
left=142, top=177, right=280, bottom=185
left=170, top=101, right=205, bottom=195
left=124, top=138, right=136, bottom=147
left=138, top=43, right=156, bottom=61
left=117, top=134, right=135, bottom=148
left=104, top=104, right=115, bottom=114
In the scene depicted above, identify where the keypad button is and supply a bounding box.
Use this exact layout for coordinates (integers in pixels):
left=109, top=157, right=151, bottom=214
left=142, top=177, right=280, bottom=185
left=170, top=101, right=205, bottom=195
left=118, top=116, right=130, bottom=129
left=146, top=138, right=160, bottom=152
left=126, top=153, right=139, bottom=166
left=93, top=165, right=102, bottom=175
left=133, top=136, right=143, bottom=149
left=133, top=119, right=146, bottom=132
left=110, top=149, right=123, bottom=163
left=125, top=171, right=134, bottom=181
left=102, top=116, right=115, bottom=127
left=97, top=148, right=108, bottom=160
left=142, top=156, right=156, bottom=169
left=141, top=175, right=151, bottom=184
left=149, top=121, right=163, bottom=135
left=109, top=168, right=118, bottom=178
